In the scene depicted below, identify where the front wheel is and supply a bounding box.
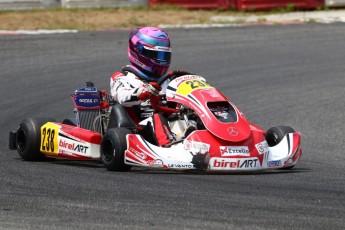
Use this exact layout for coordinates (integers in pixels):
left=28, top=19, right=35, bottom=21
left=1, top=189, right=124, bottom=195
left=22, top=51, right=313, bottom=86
left=16, top=117, right=56, bottom=161
left=265, top=126, right=295, bottom=147
left=100, top=128, right=132, bottom=171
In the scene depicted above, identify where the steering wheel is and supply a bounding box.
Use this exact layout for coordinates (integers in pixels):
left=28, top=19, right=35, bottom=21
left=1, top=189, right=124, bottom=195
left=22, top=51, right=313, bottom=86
left=156, top=70, right=194, bottom=85
left=150, top=70, right=194, bottom=113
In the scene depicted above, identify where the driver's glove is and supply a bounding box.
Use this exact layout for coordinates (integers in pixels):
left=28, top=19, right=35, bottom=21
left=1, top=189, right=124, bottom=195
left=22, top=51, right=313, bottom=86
left=148, top=82, right=162, bottom=94
left=137, top=82, right=162, bottom=101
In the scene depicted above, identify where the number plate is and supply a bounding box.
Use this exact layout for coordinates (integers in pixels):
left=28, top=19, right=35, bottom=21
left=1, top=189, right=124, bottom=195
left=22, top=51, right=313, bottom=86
left=176, top=79, right=213, bottom=96
left=40, top=122, right=60, bottom=154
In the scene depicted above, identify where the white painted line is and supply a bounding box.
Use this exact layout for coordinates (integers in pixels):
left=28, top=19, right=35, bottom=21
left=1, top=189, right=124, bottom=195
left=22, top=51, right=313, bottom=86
left=159, top=22, right=305, bottom=29
left=159, top=23, right=244, bottom=29
left=0, top=29, right=78, bottom=35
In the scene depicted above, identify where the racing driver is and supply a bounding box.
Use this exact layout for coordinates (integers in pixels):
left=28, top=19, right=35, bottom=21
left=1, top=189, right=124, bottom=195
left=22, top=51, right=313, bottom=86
left=110, top=26, right=181, bottom=146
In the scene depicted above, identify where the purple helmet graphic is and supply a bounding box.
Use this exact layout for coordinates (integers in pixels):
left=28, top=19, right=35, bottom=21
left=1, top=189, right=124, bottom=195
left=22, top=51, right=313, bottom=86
left=128, top=27, right=171, bottom=80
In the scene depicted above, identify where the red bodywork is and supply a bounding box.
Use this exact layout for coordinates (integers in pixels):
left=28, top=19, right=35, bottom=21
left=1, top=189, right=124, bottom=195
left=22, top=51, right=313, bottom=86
left=124, top=75, right=302, bottom=171
left=236, top=0, right=323, bottom=10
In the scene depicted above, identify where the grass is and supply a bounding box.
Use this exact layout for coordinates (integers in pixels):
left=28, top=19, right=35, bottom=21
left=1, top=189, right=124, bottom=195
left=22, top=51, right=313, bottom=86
left=0, top=6, right=262, bottom=30
left=0, top=6, right=333, bottom=30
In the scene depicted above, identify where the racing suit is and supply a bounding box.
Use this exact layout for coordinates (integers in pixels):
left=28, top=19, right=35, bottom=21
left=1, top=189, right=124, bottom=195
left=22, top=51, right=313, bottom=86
left=110, top=65, right=174, bottom=146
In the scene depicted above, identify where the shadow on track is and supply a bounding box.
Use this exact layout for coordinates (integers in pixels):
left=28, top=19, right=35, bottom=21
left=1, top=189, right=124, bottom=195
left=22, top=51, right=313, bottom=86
left=12, top=157, right=312, bottom=175
left=129, top=167, right=312, bottom=175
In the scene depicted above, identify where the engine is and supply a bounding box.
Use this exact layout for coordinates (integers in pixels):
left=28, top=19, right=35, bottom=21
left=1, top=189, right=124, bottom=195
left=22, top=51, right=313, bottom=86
left=71, top=82, right=112, bottom=135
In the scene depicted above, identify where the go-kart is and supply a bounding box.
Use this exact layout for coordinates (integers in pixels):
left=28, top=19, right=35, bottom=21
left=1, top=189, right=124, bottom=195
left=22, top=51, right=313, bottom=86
left=8, top=71, right=302, bottom=172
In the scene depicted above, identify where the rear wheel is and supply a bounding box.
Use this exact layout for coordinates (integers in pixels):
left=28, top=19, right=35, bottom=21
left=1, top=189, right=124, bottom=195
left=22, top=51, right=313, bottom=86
left=16, top=117, right=56, bottom=161
left=101, top=128, right=132, bottom=171
left=265, top=126, right=295, bottom=147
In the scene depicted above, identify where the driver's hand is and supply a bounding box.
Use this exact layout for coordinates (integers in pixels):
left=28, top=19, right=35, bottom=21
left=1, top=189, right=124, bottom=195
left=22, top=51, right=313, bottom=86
left=148, top=82, right=161, bottom=94
left=137, top=82, right=161, bottom=101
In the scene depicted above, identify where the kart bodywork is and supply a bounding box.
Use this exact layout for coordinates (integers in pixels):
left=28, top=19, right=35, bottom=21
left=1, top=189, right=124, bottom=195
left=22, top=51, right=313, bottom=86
left=9, top=74, right=302, bottom=172
left=124, top=75, right=301, bottom=171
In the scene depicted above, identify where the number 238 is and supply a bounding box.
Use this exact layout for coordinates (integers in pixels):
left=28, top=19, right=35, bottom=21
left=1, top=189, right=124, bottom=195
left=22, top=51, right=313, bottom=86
left=185, top=80, right=211, bottom=89
left=41, top=127, right=55, bottom=152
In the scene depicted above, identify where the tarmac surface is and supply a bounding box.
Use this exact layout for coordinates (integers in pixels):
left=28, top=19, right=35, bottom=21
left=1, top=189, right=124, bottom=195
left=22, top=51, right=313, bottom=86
left=1, top=24, right=345, bottom=229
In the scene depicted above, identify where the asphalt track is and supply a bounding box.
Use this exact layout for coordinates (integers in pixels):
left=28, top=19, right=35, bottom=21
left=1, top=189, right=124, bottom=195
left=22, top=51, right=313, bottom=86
left=1, top=24, right=344, bottom=230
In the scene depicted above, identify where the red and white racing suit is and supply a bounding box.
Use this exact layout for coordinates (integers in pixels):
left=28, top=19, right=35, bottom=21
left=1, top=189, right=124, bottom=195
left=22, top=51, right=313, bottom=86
left=110, top=66, right=174, bottom=146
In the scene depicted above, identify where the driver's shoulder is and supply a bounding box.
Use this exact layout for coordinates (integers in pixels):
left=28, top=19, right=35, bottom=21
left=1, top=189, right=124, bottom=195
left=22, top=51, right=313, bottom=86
left=111, top=71, right=126, bottom=81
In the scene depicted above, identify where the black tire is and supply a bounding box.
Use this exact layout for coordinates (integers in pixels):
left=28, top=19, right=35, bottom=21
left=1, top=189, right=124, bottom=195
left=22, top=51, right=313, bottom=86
left=101, top=128, right=132, bottom=171
left=16, top=117, right=56, bottom=161
left=62, top=118, right=77, bottom=127
left=265, top=126, right=296, bottom=147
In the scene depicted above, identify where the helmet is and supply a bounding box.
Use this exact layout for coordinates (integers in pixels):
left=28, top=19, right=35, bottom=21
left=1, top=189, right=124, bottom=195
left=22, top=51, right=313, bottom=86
left=128, top=27, right=171, bottom=80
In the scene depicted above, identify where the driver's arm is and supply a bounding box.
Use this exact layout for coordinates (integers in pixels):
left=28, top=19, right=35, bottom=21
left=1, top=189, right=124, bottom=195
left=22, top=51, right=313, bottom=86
left=110, top=72, right=161, bottom=107
left=110, top=72, right=143, bottom=107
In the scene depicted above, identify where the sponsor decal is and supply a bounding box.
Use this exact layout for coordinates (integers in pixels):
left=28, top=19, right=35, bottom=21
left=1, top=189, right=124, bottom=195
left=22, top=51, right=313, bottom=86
left=184, top=141, right=192, bottom=150
left=141, top=112, right=153, bottom=118
left=78, top=98, right=98, bottom=103
left=59, top=139, right=89, bottom=154
left=184, top=141, right=210, bottom=154
left=154, top=46, right=171, bottom=51
left=219, top=146, right=250, bottom=157
left=129, top=147, right=147, bottom=160
left=239, top=159, right=259, bottom=168
left=74, top=93, right=100, bottom=108
left=83, top=87, right=96, bottom=91
left=174, top=75, right=203, bottom=83
left=283, top=149, right=301, bottom=167
left=148, top=159, right=164, bottom=168
left=256, top=143, right=264, bottom=154
left=167, top=164, right=193, bottom=169
left=267, top=160, right=281, bottom=168
left=227, top=126, right=238, bottom=136
left=284, top=158, right=294, bottom=167
left=58, top=149, right=72, bottom=156
left=255, top=141, right=270, bottom=155
left=209, top=157, right=260, bottom=170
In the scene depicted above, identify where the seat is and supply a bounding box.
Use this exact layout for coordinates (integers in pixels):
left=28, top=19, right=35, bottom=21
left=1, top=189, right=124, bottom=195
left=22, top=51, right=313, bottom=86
left=107, top=104, right=137, bottom=132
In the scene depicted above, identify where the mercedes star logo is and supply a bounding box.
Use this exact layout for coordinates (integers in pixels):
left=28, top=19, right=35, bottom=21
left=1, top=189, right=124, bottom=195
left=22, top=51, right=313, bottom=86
left=227, top=126, right=239, bottom=136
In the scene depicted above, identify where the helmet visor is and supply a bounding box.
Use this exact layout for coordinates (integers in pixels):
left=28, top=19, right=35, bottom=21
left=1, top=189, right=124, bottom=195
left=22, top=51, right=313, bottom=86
left=138, top=44, right=171, bottom=63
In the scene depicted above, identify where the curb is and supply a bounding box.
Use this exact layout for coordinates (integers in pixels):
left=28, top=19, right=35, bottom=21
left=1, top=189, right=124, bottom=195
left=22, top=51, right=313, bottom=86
left=211, top=11, right=345, bottom=24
